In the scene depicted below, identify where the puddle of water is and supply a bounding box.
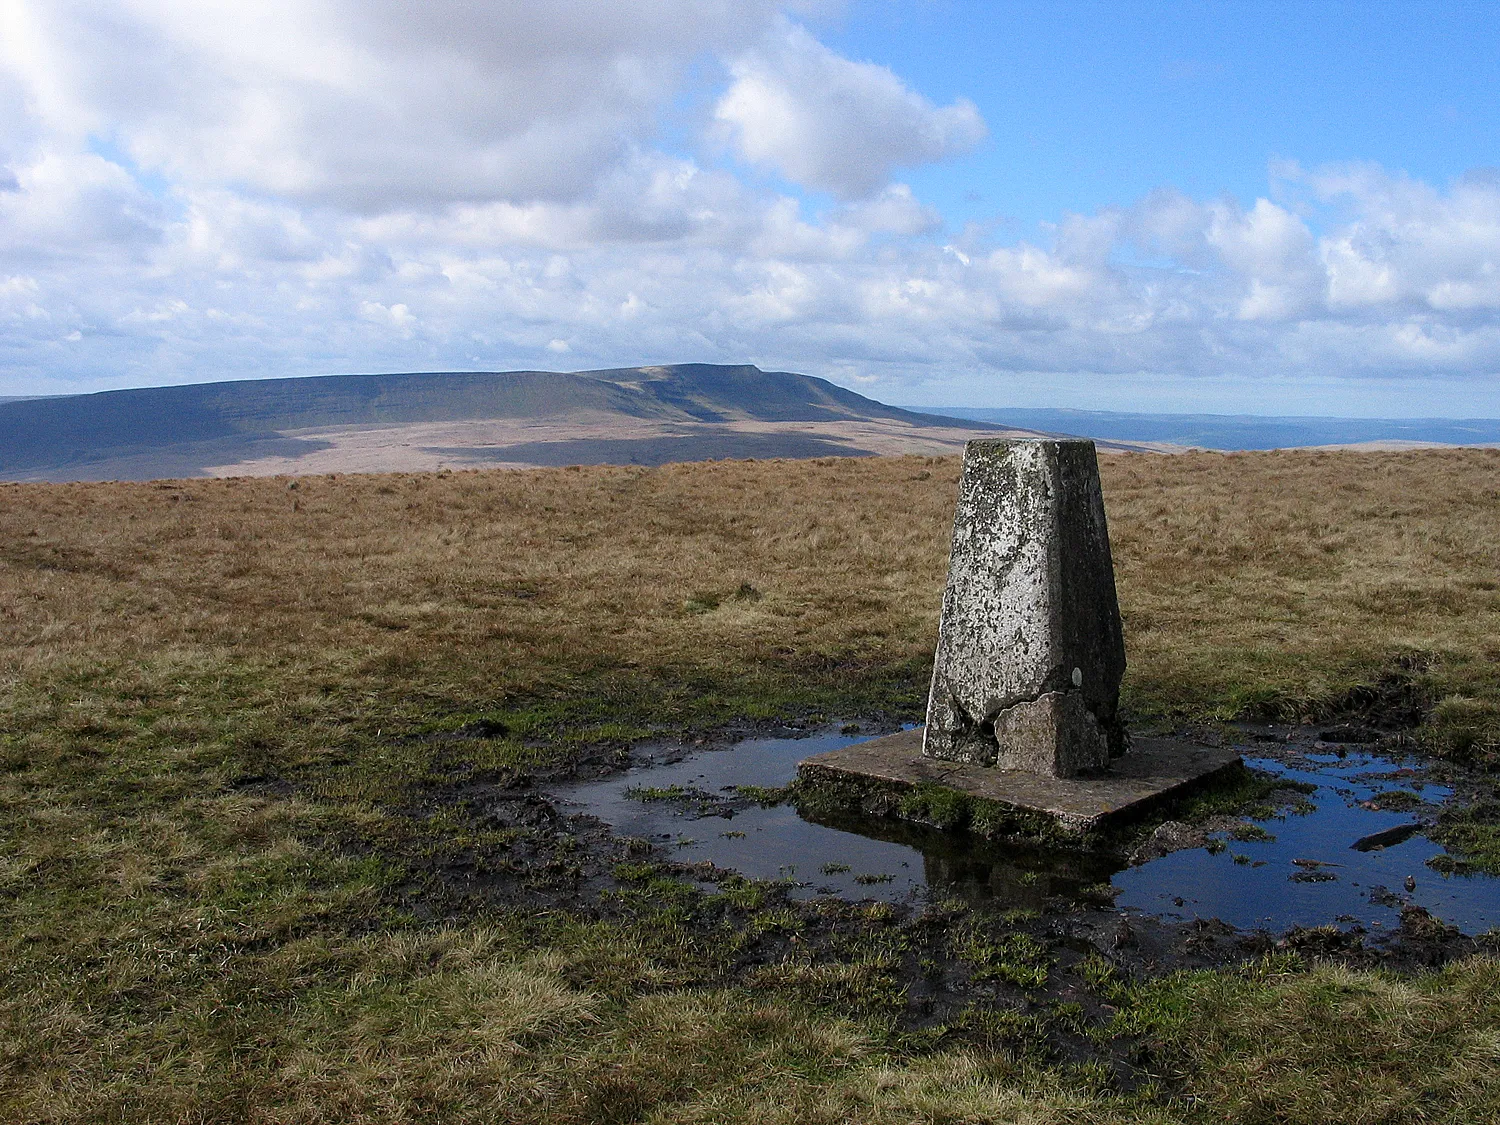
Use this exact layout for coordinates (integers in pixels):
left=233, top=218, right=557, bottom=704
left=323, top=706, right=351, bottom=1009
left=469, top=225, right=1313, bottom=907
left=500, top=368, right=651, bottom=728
left=551, top=733, right=1500, bottom=933
left=553, top=731, right=924, bottom=901
left=1114, top=750, right=1495, bottom=934
left=552, top=730, right=1117, bottom=905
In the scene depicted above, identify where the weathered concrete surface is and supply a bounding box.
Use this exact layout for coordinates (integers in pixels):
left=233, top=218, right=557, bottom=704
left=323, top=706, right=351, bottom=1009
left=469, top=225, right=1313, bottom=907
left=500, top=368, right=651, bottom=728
left=924, top=439, right=1126, bottom=776
left=802, top=728, right=1242, bottom=833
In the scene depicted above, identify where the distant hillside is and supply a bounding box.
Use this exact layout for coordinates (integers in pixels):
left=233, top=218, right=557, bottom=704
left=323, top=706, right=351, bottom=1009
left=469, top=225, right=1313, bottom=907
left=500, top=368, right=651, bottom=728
left=0, top=365, right=1020, bottom=482
left=925, top=406, right=1500, bottom=451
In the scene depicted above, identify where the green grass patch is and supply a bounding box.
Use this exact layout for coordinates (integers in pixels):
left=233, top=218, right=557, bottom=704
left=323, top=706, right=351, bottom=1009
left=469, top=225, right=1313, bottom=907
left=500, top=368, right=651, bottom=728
left=1430, top=800, right=1500, bottom=875
left=7, top=453, right=1500, bottom=1120
left=1120, top=956, right=1500, bottom=1124
left=952, top=923, right=1053, bottom=989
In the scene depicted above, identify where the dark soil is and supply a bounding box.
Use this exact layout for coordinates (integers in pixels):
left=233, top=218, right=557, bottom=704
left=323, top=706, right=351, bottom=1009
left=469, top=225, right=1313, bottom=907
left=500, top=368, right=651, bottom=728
left=336, top=712, right=1500, bottom=1088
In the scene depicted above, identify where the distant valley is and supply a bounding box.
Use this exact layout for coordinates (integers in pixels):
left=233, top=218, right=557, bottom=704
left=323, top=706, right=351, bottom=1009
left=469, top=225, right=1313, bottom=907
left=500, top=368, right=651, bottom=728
left=930, top=406, right=1500, bottom=452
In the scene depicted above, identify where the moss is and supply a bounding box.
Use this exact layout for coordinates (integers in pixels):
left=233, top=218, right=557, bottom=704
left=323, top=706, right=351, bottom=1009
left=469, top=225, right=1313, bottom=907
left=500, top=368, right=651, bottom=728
left=799, top=758, right=1285, bottom=862
left=802, top=772, right=1077, bottom=844
left=899, top=781, right=971, bottom=829
left=707, top=876, right=766, bottom=911
left=1429, top=799, right=1500, bottom=875
left=967, top=797, right=1078, bottom=842
left=732, top=784, right=790, bottom=806
left=1097, top=763, right=1313, bottom=856
left=623, top=784, right=692, bottom=802
left=1121, top=955, right=1500, bottom=1124
left=1230, top=823, right=1276, bottom=843
left=1366, top=788, right=1430, bottom=812
left=1075, top=953, right=1126, bottom=1002
left=952, top=925, right=1052, bottom=989
left=613, top=862, right=662, bottom=882
left=1425, top=695, right=1500, bottom=764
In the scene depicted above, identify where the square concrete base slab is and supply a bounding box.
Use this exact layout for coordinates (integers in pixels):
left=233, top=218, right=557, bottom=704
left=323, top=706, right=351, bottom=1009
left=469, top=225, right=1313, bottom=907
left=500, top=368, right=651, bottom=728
left=798, top=727, right=1242, bottom=833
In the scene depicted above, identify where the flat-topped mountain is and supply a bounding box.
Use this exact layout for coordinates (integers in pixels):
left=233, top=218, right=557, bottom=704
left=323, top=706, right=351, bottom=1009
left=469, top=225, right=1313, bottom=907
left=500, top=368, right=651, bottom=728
left=0, top=364, right=1059, bottom=482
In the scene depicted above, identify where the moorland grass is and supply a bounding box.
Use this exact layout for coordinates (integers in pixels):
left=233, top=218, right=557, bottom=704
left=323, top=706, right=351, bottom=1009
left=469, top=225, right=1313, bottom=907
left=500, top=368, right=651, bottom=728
left=2, top=448, right=1500, bottom=1122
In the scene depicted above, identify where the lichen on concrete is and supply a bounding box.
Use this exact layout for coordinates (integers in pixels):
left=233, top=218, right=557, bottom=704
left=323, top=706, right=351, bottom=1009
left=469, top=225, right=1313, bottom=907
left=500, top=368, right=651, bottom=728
left=923, top=439, right=1126, bottom=777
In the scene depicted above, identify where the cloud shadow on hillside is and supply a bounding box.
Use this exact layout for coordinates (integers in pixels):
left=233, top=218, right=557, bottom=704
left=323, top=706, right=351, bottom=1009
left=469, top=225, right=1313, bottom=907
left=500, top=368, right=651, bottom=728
left=423, top=430, right=873, bottom=467
left=0, top=434, right=337, bottom=482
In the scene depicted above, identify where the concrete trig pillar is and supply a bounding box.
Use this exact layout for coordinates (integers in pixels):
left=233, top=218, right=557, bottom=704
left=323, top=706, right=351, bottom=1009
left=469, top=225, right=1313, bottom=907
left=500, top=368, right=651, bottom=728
left=923, top=439, right=1127, bottom=777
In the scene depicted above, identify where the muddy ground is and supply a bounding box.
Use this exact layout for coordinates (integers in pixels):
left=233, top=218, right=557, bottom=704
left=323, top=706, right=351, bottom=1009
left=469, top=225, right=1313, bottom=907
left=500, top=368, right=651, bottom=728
left=311, top=710, right=1500, bottom=1088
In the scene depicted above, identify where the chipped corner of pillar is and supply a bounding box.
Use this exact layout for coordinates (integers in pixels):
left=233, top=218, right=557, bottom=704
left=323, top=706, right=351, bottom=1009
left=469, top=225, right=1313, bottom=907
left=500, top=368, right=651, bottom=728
left=922, top=437, right=1128, bottom=780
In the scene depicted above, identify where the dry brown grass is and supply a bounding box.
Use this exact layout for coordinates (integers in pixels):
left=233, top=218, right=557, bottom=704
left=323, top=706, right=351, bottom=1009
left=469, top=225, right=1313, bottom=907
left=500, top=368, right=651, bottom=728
left=0, top=457, right=945, bottom=686
left=3, top=448, right=1500, bottom=1123
left=3, top=447, right=1497, bottom=744
left=1132, top=954, right=1500, bottom=1124
left=1109, top=447, right=1500, bottom=748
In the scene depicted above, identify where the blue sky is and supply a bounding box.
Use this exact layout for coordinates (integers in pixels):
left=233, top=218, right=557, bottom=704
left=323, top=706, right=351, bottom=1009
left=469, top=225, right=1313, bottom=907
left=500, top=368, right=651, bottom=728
left=822, top=1, right=1500, bottom=229
left=2, top=0, right=1498, bottom=416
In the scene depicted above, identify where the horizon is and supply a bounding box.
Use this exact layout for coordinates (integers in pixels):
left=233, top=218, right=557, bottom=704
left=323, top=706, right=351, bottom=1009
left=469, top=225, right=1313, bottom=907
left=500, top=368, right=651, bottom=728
left=2, top=1, right=1498, bottom=415
left=3, top=363, right=1500, bottom=424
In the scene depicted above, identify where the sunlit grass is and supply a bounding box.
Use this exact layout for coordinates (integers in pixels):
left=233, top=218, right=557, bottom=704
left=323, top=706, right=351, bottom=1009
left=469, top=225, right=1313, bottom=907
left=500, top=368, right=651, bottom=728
left=2, top=448, right=1499, bottom=1121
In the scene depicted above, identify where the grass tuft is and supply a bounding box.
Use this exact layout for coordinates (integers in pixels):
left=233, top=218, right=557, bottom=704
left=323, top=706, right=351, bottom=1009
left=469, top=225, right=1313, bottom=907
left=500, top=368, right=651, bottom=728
left=4, top=449, right=1500, bottom=1120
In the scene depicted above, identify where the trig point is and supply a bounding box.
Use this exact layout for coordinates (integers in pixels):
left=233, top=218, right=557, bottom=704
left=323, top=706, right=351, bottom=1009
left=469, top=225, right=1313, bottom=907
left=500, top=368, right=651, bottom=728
left=924, top=439, right=1126, bottom=777
left=798, top=437, right=1241, bottom=835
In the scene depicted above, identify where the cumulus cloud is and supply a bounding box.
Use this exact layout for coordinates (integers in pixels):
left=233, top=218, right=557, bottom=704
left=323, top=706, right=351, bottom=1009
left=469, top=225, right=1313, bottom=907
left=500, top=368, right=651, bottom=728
left=838, top=185, right=942, bottom=236
left=8, top=154, right=1500, bottom=400
left=1, top=0, right=781, bottom=210
left=1303, top=163, right=1500, bottom=315
left=714, top=22, right=986, bottom=199
left=1, top=3, right=1499, bottom=409
left=0, top=151, right=165, bottom=261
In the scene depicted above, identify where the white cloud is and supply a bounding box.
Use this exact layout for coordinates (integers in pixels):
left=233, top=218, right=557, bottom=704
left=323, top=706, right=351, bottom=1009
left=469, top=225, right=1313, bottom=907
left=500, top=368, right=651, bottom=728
left=7, top=152, right=1500, bottom=399
left=1203, top=198, right=1319, bottom=321
left=837, top=184, right=942, bottom=236
left=1, top=0, right=782, bottom=211
left=714, top=22, right=986, bottom=199
left=360, top=300, right=415, bottom=336
left=1300, top=163, right=1500, bottom=315
left=0, top=4, right=1498, bottom=410
left=0, top=150, right=164, bottom=260
left=1321, top=234, right=1399, bottom=308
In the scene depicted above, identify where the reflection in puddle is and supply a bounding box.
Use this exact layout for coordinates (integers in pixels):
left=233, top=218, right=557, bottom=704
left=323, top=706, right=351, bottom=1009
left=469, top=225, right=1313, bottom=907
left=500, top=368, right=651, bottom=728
left=551, top=732, right=1500, bottom=933
left=554, top=731, right=924, bottom=902
left=552, top=730, right=1116, bottom=905
left=1115, top=751, right=1487, bottom=933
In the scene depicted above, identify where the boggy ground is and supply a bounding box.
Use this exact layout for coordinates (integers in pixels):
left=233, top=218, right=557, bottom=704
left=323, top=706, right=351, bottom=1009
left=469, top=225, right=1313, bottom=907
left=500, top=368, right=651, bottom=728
left=401, top=712, right=1500, bottom=1056
left=3, top=449, right=1500, bottom=1122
